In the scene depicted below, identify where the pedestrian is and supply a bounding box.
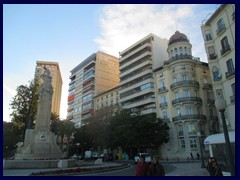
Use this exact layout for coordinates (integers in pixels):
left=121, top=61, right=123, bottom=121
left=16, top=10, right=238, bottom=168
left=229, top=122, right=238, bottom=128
left=148, top=156, right=165, bottom=176
left=207, top=157, right=223, bottom=176
left=197, top=153, right=200, bottom=160
left=136, top=155, right=149, bottom=176
left=190, top=152, right=194, bottom=160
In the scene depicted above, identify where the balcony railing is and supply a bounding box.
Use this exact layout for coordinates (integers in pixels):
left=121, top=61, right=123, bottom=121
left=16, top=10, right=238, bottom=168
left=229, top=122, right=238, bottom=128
left=230, top=95, right=235, bottom=103
left=203, top=83, right=212, bottom=90
left=158, top=86, right=168, bottom=93
left=172, top=97, right=202, bottom=106
left=172, top=114, right=207, bottom=123
left=163, top=55, right=194, bottom=65
left=160, top=102, right=168, bottom=108
left=209, top=54, right=218, bottom=60
left=216, top=24, right=226, bottom=36
left=221, top=44, right=231, bottom=56
left=170, top=80, right=199, bottom=90
left=207, top=99, right=215, bottom=105
left=225, top=71, right=235, bottom=79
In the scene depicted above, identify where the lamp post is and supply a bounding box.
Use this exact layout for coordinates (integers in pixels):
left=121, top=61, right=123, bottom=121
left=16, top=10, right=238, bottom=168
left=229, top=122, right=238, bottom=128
left=197, top=132, right=206, bottom=168
left=215, top=97, right=235, bottom=176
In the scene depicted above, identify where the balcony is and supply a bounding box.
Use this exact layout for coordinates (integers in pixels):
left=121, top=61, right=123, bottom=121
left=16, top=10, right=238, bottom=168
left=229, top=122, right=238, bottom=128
left=202, top=83, right=212, bottom=90
left=158, top=86, right=168, bottom=93
left=216, top=24, right=226, bottom=36
left=207, top=99, right=215, bottom=106
left=120, top=43, right=151, bottom=62
left=209, top=54, right=218, bottom=60
left=225, top=71, right=235, bottom=79
left=221, top=44, right=231, bottom=56
left=172, top=97, right=202, bottom=106
left=230, top=95, right=235, bottom=103
left=170, top=80, right=199, bottom=90
left=163, top=55, right=193, bottom=65
left=159, top=102, right=168, bottom=109
left=178, top=131, right=184, bottom=137
left=172, top=114, right=207, bottom=123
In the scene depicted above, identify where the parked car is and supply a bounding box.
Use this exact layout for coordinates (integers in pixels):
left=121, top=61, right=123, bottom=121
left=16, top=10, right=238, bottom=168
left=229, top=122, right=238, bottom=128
left=92, top=152, right=98, bottom=159
left=102, top=153, right=114, bottom=161
left=134, top=153, right=152, bottom=164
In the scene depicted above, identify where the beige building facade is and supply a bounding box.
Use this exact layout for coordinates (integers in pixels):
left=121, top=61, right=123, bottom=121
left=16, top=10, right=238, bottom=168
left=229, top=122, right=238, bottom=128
left=201, top=4, right=235, bottom=131
left=119, top=33, right=168, bottom=115
left=153, top=31, right=217, bottom=159
left=94, top=86, right=119, bottom=111
left=67, top=51, right=119, bottom=127
left=35, top=61, right=63, bottom=116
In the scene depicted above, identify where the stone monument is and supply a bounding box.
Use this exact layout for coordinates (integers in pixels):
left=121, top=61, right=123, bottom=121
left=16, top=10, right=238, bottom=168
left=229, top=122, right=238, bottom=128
left=15, top=68, right=61, bottom=159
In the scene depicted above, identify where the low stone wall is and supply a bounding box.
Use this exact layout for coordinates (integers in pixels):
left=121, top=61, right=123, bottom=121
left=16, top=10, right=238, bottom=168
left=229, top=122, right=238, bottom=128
left=3, top=159, right=77, bottom=169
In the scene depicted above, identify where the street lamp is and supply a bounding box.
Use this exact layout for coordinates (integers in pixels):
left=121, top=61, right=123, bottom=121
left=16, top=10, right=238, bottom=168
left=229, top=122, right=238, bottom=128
left=197, top=132, right=206, bottom=168
left=215, top=97, right=235, bottom=176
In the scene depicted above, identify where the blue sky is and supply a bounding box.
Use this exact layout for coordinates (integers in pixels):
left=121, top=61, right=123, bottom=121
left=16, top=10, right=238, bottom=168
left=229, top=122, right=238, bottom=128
left=3, top=4, right=220, bottom=122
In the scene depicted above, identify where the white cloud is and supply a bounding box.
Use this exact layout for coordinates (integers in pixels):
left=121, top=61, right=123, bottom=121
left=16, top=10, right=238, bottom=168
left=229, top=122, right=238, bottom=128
left=95, top=4, right=214, bottom=62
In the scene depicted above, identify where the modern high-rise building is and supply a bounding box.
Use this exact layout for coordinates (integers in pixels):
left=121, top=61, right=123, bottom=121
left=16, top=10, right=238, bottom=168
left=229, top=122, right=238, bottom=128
left=35, top=61, right=63, bottom=116
left=67, top=51, right=119, bottom=127
left=153, top=31, right=216, bottom=159
left=119, top=33, right=168, bottom=115
left=201, top=4, right=235, bottom=131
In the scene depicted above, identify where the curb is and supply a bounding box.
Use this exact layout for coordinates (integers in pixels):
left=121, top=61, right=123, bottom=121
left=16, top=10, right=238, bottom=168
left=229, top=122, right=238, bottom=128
left=29, top=163, right=131, bottom=176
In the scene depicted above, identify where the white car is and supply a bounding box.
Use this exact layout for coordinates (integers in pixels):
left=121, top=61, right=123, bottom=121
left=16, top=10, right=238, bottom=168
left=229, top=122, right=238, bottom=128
left=134, top=153, right=152, bottom=164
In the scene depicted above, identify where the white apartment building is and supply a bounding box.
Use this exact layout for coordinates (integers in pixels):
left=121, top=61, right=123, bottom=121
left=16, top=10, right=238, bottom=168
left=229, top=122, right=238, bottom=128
left=119, top=33, right=168, bottom=115
left=201, top=4, right=235, bottom=131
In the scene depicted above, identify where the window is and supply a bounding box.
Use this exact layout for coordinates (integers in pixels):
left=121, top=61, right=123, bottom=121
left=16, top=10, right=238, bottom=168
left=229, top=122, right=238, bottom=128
left=180, top=138, right=185, bottom=148
left=184, top=90, right=190, bottom=98
left=161, top=96, right=166, bottom=103
left=208, top=46, right=217, bottom=60
left=182, top=75, right=188, bottom=82
left=212, top=66, right=221, bottom=81
left=173, top=77, right=177, bottom=83
left=184, top=47, right=188, bottom=55
left=205, top=30, right=212, bottom=41
left=163, top=111, right=168, bottom=119
left=231, top=83, right=235, bottom=96
left=179, top=47, right=183, bottom=56
left=188, top=124, right=196, bottom=135
left=176, top=108, right=181, bottom=116
left=226, top=59, right=235, bottom=74
left=160, top=72, right=163, bottom=77
left=181, top=64, right=186, bottom=70
left=190, top=138, right=197, bottom=148
left=175, top=91, right=180, bottom=99
left=179, top=125, right=184, bottom=136
left=160, top=81, right=165, bottom=88
left=221, top=36, right=230, bottom=55
left=174, top=48, right=178, bottom=57
left=186, top=107, right=193, bottom=115
left=216, top=18, right=226, bottom=35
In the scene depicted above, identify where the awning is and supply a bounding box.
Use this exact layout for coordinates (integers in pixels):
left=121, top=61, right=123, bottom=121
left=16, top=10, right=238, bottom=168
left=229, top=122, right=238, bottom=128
left=204, top=131, right=235, bottom=145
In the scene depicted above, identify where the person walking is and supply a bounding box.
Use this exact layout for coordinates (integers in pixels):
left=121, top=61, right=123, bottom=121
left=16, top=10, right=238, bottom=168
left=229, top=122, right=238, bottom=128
left=197, top=153, right=200, bottom=160
left=148, top=156, right=165, bottom=176
left=207, top=157, right=223, bottom=176
left=136, top=155, right=149, bottom=176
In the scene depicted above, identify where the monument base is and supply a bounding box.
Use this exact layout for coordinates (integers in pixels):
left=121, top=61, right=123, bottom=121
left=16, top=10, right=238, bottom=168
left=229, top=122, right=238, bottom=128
left=15, top=129, right=61, bottom=160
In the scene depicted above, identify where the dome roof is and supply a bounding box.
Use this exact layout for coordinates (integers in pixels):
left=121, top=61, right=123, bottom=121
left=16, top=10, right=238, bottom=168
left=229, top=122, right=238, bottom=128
left=168, top=31, right=189, bottom=45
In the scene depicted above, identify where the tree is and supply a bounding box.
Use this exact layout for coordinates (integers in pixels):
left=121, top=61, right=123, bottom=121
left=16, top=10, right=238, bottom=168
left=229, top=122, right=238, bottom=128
left=9, top=78, right=40, bottom=140
left=3, top=121, right=22, bottom=158
left=108, top=110, right=170, bottom=153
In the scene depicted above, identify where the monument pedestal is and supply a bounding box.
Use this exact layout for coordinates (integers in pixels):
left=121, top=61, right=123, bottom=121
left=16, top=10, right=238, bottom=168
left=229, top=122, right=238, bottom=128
left=15, top=129, right=61, bottom=159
